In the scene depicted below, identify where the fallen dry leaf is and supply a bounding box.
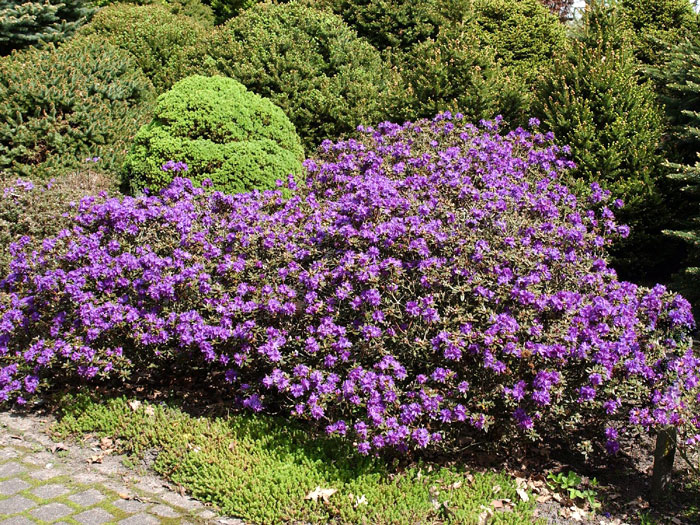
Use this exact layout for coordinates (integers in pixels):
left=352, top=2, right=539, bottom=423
left=348, top=493, right=367, bottom=508
left=50, top=443, right=67, bottom=453
left=450, top=481, right=462, bottom=490
left=99, top=437, right=113, bottom=450
left=491, top=499, right=504, bottom=509
left=492, top=484, right=501, bottom=494
left=88, top=454, right=104, bottom=464
left=478, top=507, right=494, bottom=525
left=127, top=400, right=141, bottom=411
left=144, top=405, right=155, bottom=417
left=516, top=488, right=530, bottom=502
left=536, top=494, right=551, bottom=503
left=305, top=486, right=337, bottom=504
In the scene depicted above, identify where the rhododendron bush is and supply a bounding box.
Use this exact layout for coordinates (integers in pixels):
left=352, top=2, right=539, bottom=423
left=1, top=114, right=698, bottom=458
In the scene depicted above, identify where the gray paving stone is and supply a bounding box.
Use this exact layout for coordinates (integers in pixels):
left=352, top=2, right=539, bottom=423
left=118, top=514, right=159, bottom=525
left=150, top=503, right=181, bottom=518
left=0, top=478, right=30, bottom=495
left=0, top=448, right=19, bottom=460
left=133, top=479, right=166, bottom=495
left=0, top=461, right=26, bottom=478
left=71, top=472, right=107, bottom=484
left=31, top=483, right=71, bottom=499
left=112, top=498, right=151, bottom=514
left=0, top=494, right=37, bottom=514
left=68, top=488, right=105, bottom=506
left=99, top=480, right=132, bottom=495
left=22, top=451, right=53, bottom=465
left=27, top=466, right=63, bottom=481
left=73, top=508, right=114, bottom=525
left=31, top=502, right=74, bottom=521
left=160, top=491, right=201, bottom=510
left=0, top=517, right=34, bottom=525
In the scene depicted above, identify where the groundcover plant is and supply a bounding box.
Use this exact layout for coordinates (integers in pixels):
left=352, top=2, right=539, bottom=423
left=0, top=113, right=698, bottom=460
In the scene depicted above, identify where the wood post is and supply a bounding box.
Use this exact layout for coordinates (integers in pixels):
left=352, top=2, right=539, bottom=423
left=650, top=426, right=677, bottom=504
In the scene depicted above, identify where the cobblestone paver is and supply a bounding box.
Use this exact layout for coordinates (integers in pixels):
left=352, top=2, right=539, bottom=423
left=0, top=411, right=244, bottom=525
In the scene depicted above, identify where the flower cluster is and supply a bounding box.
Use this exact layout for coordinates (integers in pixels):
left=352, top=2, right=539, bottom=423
left=1, top=113, right=697, bottom=457
left=161, top=160, right=188, bottom=173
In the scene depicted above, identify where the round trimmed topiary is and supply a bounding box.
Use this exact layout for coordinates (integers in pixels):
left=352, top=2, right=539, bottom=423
left=80, top=3, right=214, bottom=92
left=0, top=35, right=155, bottom=180
left=123, top=75, right=305, bottom=195
left=212, top=1, right=397, bottom=149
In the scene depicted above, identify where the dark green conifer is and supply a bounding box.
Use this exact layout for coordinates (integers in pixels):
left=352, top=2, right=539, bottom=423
left=656, top=38, right=700, bottom=305
left=0, top=0, right=94, bottom=55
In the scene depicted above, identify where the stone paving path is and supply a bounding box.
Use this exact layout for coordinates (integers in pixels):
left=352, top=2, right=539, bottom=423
left=0, top=411, right=243, bottom=525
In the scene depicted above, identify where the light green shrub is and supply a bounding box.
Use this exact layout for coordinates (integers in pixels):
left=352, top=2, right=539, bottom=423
left=124, top=75, right=305, bottom=194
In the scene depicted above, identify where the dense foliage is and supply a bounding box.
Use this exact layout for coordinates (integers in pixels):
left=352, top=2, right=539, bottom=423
left=534, top=40, right=663, bottom=213
left=321, top=0, right=564, bottom=128
left=212, top=1, right=399, bottom=148
left=0, top=168, right=116, bottom=275
left=392, top=23, right=530, bottom=126
left=124, top=75, right=304, bottom=194
left=617, top=0, right=700, bottom=66
left=80, top=2, right=213, bottom=92
left=0, top=35, right=155, bottom=180
left=0, top=0, right=94, bottom=55
left=1, top=115, right=697, bottom=462
left=89, top=0, right=215, bottom=25
left=469, top=0, right=566, bottom=82
left=318, top=0, right=453, bottom=53
left=208, top=0, right=255, bottom=23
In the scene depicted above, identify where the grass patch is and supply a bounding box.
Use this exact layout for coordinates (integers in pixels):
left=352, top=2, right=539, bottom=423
left=53, top=394, right=541, bottom=524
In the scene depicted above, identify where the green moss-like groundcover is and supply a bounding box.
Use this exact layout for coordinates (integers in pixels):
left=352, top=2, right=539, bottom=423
left=54, top=395, right=540, bottom=524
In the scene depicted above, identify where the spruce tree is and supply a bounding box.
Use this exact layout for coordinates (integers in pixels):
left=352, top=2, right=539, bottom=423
left=533, top=0, right=671, bottom=280
left=0, top=0, right=94, bottom=55
left=656, top=39, right=700, bottom=306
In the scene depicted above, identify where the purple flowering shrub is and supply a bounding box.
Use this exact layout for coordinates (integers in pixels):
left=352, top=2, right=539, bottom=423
left=1, top=114, right=698, bottom=458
